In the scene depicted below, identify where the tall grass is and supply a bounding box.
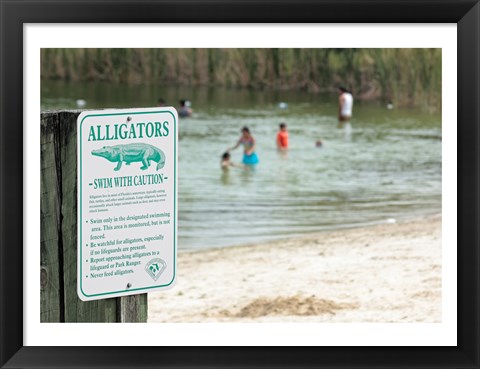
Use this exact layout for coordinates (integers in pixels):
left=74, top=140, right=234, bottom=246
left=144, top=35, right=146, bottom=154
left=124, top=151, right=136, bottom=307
left=41, top=48, right=441, bottom=110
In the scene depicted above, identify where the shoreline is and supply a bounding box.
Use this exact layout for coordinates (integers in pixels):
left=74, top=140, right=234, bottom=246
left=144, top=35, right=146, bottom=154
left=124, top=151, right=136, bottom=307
left=179, top=211, right=441, bottom=254
left=148, top=213, right=442, bottom=323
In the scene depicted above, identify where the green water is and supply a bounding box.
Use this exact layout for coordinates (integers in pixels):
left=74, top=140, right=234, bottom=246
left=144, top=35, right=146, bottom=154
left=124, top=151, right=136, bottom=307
left=42, top=81, right=442, bottom=250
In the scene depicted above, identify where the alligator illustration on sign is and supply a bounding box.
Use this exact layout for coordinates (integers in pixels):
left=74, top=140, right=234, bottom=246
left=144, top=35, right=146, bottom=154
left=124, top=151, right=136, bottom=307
left=91, top=143, right=166, bottom=171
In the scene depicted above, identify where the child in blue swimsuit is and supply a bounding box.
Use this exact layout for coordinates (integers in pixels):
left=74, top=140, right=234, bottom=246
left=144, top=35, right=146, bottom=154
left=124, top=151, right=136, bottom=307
left=227, top=127, right=259, bottom=165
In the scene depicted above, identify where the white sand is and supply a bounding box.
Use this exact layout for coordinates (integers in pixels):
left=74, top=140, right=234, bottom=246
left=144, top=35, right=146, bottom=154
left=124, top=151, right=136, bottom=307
left=148, top=214, right=441, bottom=323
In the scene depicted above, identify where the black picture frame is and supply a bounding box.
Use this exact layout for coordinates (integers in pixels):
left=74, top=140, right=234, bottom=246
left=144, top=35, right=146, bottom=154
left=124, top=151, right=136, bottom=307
left=1, top=1, right=479, bottom=368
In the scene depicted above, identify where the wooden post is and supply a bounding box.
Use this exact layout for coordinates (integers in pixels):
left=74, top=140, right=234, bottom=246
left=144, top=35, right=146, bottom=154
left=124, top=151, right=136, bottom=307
left=40, top=111, right=148, bottom=323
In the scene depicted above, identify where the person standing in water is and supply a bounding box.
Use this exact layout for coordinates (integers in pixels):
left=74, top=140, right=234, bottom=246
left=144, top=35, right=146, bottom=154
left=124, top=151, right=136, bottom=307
left=227, top=126, right=259, bottom=165
left=178, top=99, right=193, bottom=117
left=220, top=152, right=244, bottom=170
left=337, top=86, right=354, bottom=132
left=276, top=123, right=289, bottom=151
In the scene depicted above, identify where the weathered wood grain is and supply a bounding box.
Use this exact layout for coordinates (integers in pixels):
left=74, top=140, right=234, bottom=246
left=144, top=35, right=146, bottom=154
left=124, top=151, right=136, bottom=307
left=120, top=294, right=148, bottom=323
left=40, top=115, right=62, bottom=322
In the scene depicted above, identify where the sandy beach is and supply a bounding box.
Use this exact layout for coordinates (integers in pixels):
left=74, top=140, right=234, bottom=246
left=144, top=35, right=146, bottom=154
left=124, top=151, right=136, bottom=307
left=148, top=214, right=441, bottom=323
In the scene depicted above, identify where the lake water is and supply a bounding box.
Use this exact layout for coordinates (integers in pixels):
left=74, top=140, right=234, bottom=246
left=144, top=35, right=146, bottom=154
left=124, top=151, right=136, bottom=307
left=42, top=81, right=442, bottom=250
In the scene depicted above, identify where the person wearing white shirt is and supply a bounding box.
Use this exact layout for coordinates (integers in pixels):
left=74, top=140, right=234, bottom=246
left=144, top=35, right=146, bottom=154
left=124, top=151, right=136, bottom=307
left=337, top=86, right=354, bottom=133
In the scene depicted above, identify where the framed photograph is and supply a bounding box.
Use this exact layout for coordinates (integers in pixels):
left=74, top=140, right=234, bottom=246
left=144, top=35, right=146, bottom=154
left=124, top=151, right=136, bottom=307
left=1, top=0, right=479, bottom=368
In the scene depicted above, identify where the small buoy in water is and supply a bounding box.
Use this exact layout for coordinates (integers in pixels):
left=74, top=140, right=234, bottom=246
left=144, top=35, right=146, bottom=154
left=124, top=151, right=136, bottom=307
left=278, top=102, right=288, bottom=109
left=386, top=218, right=396, bottom=224
left=76, top=99, right=86, bottom=108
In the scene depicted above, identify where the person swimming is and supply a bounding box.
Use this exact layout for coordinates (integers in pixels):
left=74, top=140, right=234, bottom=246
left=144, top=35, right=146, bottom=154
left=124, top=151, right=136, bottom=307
left=227, top=126, right=259, bottom=165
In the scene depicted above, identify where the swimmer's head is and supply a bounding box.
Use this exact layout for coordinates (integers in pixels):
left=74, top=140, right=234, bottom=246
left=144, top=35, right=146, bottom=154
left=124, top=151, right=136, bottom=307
left=157, top=98, right=166, bottom=106
left=279, top=123, right=287, bottom=131
left=222, top=152, right=231, bottom=160
left=241, top=126, right=251, bottom=138
left=315, top=140, right=323, bottom=147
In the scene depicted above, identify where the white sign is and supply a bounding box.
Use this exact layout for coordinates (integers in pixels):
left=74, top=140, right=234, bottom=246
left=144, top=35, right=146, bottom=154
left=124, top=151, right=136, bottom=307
left=77, top=108, right=177, bottom=301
